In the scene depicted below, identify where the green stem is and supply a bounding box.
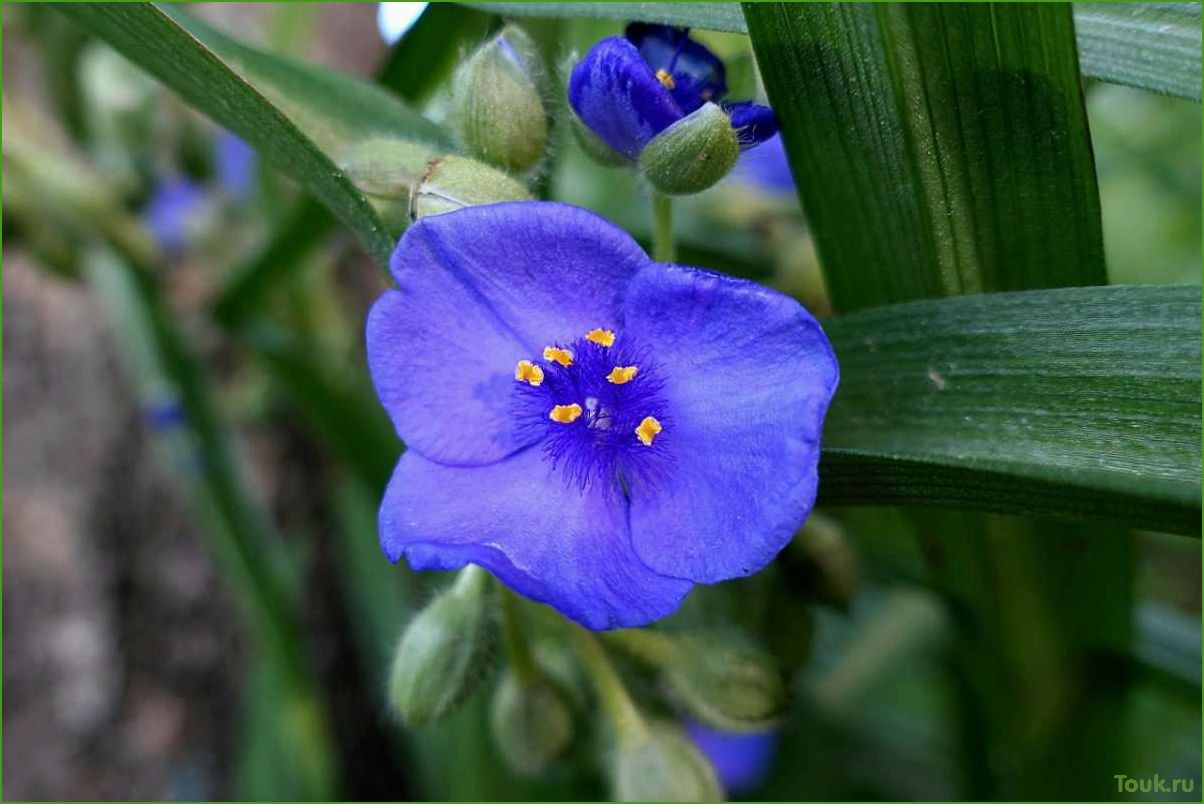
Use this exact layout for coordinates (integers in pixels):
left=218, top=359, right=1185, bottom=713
left=650, top=191, right=676, bottom=263
left=569, top=627, right=649, bottom=747
left=603, top=628, right=677, bottom=668
left=499, top=585, right=537, bottom=683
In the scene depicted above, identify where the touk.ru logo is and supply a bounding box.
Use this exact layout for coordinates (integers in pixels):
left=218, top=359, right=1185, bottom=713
left=1114, top=774, right=1196, bottom=795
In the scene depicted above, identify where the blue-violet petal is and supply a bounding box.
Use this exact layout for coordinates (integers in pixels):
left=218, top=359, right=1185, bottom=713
left=726, top=101, right=779, bottom=150
left=379, top=449, right=693, bottom=630
left=625, top=23, right=727, bottom=114
left=622, top=263, right=839, bottom=583
left=568, top=37, right=683, bottom=159
left=366, top=201, right=649, bottom=466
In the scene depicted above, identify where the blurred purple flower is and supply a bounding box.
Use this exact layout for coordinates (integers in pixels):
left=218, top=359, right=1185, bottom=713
left=732, top=133, right=796, bottom=196
left=215, top=130, right=256, bottom=200
left=143, top=176, right=205, bottom=253
left=569, top=24, right=778, bottom=160
left=367, top=201, right=838, bottom=629
left=685, top=721, right=779, bottom=795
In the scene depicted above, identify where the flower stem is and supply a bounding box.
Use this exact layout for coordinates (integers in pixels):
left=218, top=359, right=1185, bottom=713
left=569, top=626, right=649, bottom=747
left=602, top=627, right=677, bottom=667
left=499, top=585, right=538, bottom=683
left=650, top=191, right=676, bottom=263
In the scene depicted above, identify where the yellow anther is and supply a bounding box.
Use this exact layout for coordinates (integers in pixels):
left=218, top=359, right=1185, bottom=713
left=655, top=69, right=676, bottom=90
left=606, top=365, right=639, bottom=385
left=514, top=360, right=545, bottom=386
left=549, top=403, right=583, bottom=424
left=543, top=346, right=574, bottom=367
left=585, top=328, right=616, bottom=347
left=635, top=416, right=662, bottom=446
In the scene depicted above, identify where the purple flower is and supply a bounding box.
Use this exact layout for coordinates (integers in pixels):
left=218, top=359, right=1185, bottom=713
left=143, top=176, right=206, bottom=253
left=569, top=24, right=778, bottom=160
left=214, top=130, right=256, bottom=200
left=367, top=201, right=838, bottom=629
left=685, top=721, right=779, bottom=794
left=732, top=134, right=797, bottom=195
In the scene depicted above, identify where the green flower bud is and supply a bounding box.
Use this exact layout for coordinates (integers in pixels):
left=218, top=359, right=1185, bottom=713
left=388, top=566, right=493, bottom=728
left=613, top=722, right=724, bottom=802
left=607, top=629, right=787, bottom=732
left=340, top=137, right=436, bottom=200
left=665, top=636, right=787, bottom=731
left=639, top=102, right=739, bottom=196
left=411, top=154, right=533, bottom=220
left=453, top=26, right=549, bottom=172
left=490, top=668, right=574, bottom=776
left=570, top=116, right=630, bottom=167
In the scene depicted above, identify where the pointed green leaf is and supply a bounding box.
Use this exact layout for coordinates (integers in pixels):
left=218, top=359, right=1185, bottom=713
left=469, top=2, right=1201, bottom=101
left=820, top=284, right=1201, bottom=535
left=56, top=3, right=452, bottom=264
left=747, top=2, right=1105, bottom=311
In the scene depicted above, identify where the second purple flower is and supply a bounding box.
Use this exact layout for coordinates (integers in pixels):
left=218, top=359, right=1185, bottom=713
left=568, top=24, right=779, bottom=162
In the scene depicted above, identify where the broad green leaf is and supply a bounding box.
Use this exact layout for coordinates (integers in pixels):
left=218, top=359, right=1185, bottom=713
left=746, top=2, right=1105, bottom=311
left=462, top=2, right=746, bottom=33
left=820, top=284, right=1201, bottom=536
left=465, top=2, right=1203, bottom=100
left=1074, top=2, right=1202, bottom=101
left=56, top=3, right=452, bottom=265
left=746, top=7, right=1167, bottom=796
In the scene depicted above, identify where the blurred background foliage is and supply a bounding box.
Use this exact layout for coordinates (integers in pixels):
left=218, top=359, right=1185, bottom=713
left=2, top=2, right=1200, bottom=801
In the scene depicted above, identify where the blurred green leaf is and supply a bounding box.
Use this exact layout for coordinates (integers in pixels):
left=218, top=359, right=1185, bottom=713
left=466, top=2, right=1203, bottom=100
left=84, top=248, right=340, bottom=799
left=211, top=199, right=335, bottom=328
left=821, top=285, right=1201, bottom=535
left=249, top=326, right=399, bottom=495
left=1075, top=2, right=1202, bottom=101
left=747, top=2, right=1105, bottom=311
left=56, top=2, right=451, bottom=265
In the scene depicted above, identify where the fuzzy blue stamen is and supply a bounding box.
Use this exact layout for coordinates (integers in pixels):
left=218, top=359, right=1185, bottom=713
left=513, top=332, right=671, bottom=493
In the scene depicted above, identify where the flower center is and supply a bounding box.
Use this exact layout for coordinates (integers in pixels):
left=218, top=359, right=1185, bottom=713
left=512, top=328, right=670, bottom=492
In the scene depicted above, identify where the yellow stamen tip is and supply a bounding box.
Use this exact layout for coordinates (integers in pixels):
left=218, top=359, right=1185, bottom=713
left=514, top=359, right=545, bottom=386
left=549, top=403, right=583, bottom=424
left=635, top=416, right=662, bottom=446
left=606, top=365, right=639, bottom=385
left=543, top=346, right=574, bottom=367
left=655, top=68, right=676, bottom=90
left=585, top=328, right=616, bottom=347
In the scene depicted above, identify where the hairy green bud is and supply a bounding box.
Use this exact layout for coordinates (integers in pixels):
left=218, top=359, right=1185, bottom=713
left=340, top=137, right=437, bottom=199
left=665, top=636, right=787, bottom=731
left=453, top=26, right=549, bottom=172
left=613, top=722, right=724, bottom=802
left=411, top=154, right=533, bottom=220
left=640, top=102, right=739, bottom=195
left=490, top=669, right=574, bottom=776
left=340, top=140, right=531, bottom=228
left=388, top=566, right=493, bottom=728
left=606, top=629, right=787, bottom=732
